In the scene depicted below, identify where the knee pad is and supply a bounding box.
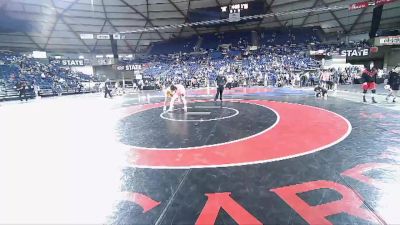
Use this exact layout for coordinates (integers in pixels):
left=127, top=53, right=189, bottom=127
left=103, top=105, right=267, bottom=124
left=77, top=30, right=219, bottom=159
left=363, top=90, right=367, bottom=94
left=372, top=90, right=376, bottom=94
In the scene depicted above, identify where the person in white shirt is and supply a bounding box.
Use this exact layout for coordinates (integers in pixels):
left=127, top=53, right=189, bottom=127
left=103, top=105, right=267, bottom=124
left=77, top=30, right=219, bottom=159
left=163, top=84, right=187, bottom=112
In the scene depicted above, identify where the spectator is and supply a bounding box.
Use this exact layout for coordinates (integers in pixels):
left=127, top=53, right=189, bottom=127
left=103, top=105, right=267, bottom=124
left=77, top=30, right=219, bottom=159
left=17, top=81, right=28, bottom=101
left=104, top=80, right=112, bottom=98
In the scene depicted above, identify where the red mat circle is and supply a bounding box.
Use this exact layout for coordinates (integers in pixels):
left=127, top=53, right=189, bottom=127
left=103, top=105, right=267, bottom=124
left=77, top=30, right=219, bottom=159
left=120, top=100, right=351, bottom=168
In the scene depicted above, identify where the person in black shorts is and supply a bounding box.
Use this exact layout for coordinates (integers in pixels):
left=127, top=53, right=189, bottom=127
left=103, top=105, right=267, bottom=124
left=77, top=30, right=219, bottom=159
left=17, top=81, right=28, bottom=101
left=314, top=85, right=328, bottom=98
left=361, top=62, right=378, bottom=103
left=104, top=80, right=113, bottom=98
left=386, top=66, right=400, bottom=103
left=215, top=72, right=227, bottom=101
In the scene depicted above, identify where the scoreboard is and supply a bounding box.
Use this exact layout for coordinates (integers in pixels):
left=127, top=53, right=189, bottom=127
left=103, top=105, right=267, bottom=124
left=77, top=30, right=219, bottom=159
left=220, top=3, right=249, bottom=14
left=189, top=0, right=266, bottom=25
left=222, top=3, right=249, bottom=22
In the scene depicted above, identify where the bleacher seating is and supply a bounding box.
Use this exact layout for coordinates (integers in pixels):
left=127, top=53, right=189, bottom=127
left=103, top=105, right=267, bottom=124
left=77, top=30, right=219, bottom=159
left=259, top=27, right=320, bottom=46
left=0, top=52, right=96, bottom=101
left=0, top=26, right=368, bottom=101
left=133, top=43, right=320, bottom=88
left=150, top=36, right=199, bottom=55
left=148, top=28, right=320, bottom=55
left=200, top=33, right=221, bottom=50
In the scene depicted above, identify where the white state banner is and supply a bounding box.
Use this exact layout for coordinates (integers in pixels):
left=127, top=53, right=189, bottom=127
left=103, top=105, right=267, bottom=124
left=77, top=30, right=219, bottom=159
left=113, top=34, right=121, bottom=39
left=97, top=34, right=110, bottom=40
left=80, top=34, right=94, bottom=39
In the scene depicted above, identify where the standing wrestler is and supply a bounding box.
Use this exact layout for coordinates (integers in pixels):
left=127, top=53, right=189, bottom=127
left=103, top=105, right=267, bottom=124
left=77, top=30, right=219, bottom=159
left=215, top=71, right=227, bottom=101
left=320, top=69, right=330, bottom=89
left=226, top=74, right=234, bottom=90
left=386, top=66, right=400, bottom=103
left=104, top=80, right=112, bottom=98
left=163, top=84, right=187, bottom=112
left=361, top=62, right=378, bottom=103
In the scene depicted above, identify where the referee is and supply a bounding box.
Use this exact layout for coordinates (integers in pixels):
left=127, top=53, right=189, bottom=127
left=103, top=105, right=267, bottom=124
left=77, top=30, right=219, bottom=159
left=215, top=71, right=227, bottom=101
left=104, top=80, right=113, bottom=98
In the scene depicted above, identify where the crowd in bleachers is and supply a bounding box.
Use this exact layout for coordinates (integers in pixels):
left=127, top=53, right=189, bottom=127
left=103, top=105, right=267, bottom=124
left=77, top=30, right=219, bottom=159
left=141, top=45, right=320, bottom=88
left=0, top=52, right=98, bottom=100
left=139, top=48, right=369, bottom=90
left=138, top=28, right=374, bottom=89
left=132, top=28, right=320, bottom=88
left=0, top=27, right=375, bottom=101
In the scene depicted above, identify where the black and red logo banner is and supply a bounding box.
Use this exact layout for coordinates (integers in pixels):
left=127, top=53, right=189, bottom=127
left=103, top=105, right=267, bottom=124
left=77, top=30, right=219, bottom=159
left=349, top=0, right=396, bottom=10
